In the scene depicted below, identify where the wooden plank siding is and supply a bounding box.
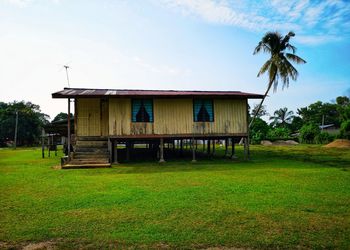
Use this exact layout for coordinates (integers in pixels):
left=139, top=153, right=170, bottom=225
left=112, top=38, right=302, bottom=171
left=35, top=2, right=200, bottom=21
left=106, top=97, right=247, bottom=136
left=76, top=98, right=101, bottom=136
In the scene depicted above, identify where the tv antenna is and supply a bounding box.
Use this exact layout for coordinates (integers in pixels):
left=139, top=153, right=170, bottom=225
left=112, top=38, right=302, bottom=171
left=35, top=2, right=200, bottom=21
left=63, top=65, right=70, bottom=87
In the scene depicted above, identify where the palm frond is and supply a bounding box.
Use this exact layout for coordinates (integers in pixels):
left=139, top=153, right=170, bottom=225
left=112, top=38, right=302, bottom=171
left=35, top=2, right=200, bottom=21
left=257, top=59, right=272, bottom=77
left=253, top=42, right=271, bottom=55
left=286, top=44, right=296, bottom=53
left=286, top=53, right=306, bottom=64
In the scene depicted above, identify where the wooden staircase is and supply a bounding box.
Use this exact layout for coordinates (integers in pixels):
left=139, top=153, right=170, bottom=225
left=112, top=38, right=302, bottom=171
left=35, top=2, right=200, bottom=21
left=62, top=137, right=111, bottom=169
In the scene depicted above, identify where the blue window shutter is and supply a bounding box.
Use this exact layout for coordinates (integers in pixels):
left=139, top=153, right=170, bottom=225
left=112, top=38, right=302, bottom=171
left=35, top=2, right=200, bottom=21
left=194, top=100, right=202, bottom=122
left=193, top=99, right=214, bottom=122
left=143, top=99, right=153, bottom=122
left=132, top=99, right=153, bottom=122
left=204, top=100, right=213, bottom=121
left=132, top=99, right=141, bottom=122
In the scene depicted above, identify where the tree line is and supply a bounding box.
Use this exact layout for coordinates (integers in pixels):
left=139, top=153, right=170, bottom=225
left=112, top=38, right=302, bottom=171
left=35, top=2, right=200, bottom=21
left=0, top=101, right=69, bottom=147
left=250, top=96, right=350, bottom=144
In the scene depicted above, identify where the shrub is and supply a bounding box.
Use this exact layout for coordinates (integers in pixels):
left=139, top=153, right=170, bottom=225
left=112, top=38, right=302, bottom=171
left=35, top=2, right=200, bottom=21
left=299, top=123, right=320, bottom=144
left=250, top=118, right=269, bottom=144
left=266, top=127, right=291, bottom=141
left=315, top=131, right=334, bottom=144
left=339, top=120, right=350, bottom=139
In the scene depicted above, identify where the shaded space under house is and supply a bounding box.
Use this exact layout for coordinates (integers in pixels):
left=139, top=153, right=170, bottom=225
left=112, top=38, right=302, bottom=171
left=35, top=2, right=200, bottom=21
left=52, top=88, right=263, bottom=168
left=42, top=117, right=74, bottom=158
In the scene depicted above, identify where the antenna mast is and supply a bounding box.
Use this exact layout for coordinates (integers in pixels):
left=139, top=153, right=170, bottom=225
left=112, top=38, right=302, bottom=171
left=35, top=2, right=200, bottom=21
left=64, top=65, right=70, bottom=87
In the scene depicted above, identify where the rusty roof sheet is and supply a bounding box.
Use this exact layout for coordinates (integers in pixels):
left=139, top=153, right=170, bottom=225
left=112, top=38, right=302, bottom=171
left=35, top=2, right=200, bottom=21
left=52, top=88, right=263, bottom=99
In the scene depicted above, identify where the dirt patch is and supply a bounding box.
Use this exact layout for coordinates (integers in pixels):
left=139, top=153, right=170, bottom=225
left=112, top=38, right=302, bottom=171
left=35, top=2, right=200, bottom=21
left=261, top=140, right=299, bottom=146
left=324, top=139, right=350, bottom=148
left=23, top=241, right=55, bottom=250
left=51, top=165, right=61, bottom=170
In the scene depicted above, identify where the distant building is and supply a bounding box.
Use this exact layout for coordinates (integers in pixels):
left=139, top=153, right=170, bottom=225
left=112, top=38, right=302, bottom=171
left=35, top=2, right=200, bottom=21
left=319, top=124, right=339, bottom=135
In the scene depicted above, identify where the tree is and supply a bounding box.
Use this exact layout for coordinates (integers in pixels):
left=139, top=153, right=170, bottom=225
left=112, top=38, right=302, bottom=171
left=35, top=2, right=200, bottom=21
left=299, top=123, right=320, bottom=144
left=269, top=107, right=294, bottom=127
left=0, top=101, right=49, bottom=146
left=250, top=118, right=269, bottom=144
left=52, top=112, right=73, bottom=123
left=250, top=31, right=306, bottom=127
left=289, top=116, right=303, bottom=132
left=298, top=101, right=340, bottom=127
left=251, top=104, right=269, bottom=118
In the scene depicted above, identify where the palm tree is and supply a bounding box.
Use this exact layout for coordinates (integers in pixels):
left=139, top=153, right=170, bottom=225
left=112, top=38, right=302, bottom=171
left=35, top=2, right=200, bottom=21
left=269, top=107, right=294, bottom=127
left=250, top=31, right=306, bottom=127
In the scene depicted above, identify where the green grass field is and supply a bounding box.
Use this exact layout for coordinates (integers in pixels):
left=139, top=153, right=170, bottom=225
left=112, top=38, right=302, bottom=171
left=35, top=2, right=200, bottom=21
left=0, top=145, right=349, bottom=249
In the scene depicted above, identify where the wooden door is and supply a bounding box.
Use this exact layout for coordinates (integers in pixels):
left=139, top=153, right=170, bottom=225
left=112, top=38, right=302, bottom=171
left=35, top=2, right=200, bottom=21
left=77, top=98, right=101, bottom=136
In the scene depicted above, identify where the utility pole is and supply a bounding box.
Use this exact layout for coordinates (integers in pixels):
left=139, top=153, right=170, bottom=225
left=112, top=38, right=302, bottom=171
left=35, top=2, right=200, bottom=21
left=64, top=65, right=70, bottom=87
left=14, top=110, right=18, bottom=149
left=321, top=114, right=325, bottom=131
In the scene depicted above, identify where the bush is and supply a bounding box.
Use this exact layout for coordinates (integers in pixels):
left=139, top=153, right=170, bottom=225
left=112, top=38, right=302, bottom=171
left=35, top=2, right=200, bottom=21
left=266, top=127, right=291, bottom=141
left=339, top=120, right=350, bottom=139
left=250, top=118, right=269, bottom=144
left=299, top=123, right=320, bottom=144
left=315, top=131, right=334, bottom=144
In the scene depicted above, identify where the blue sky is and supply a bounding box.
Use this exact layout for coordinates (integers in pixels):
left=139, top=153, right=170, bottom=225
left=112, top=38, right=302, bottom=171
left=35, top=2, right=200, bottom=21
left=0, top=0, right=349, bottom=119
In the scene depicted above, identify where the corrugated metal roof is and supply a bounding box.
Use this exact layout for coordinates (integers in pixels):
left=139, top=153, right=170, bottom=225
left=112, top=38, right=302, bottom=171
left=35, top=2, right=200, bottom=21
left=52, top=88, right=264, bottom=99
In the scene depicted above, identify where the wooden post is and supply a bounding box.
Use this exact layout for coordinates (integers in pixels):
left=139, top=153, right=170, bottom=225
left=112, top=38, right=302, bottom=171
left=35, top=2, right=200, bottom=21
left=126, top=141, right=130, bottom=162
left=108, top=138, right=112, bottom=163
left=114, top=140, right=119, bottom=164
left=231, top=137, right=237, bottom=159
left=159, top=138, right=165, bottom=163
left=203, top=140, right=205, bottom=152
left=180, top=139, right=183, bottom=156
left=41, top=128, right=45, bottom=158
left=212, top=139, right=215, bottom=155
left=14, top=110, right=18, bottom=149
left=207, top=139, right=211, bottom=155
left=224, top=138, right=228, bottom=157
left=67, top=98, right=71, bottom=160
left=191, top=138, right=196, bottom=162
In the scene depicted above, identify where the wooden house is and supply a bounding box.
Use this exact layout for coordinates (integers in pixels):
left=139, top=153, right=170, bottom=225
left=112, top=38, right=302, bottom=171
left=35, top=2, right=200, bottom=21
left=52, top=88, right=263, bottom=167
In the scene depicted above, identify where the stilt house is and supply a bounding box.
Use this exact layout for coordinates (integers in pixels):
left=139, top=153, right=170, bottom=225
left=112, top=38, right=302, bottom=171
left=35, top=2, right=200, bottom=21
left=52, top=88, right=263, bottom=168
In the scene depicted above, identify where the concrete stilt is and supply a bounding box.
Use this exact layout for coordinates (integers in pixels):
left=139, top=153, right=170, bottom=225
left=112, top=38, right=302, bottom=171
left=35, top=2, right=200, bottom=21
left=159, top=138, right=165, bottom=163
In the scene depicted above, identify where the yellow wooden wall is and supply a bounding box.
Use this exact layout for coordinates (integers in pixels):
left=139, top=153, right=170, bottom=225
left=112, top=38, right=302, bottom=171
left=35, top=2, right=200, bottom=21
left=76, top=98, right=101, bottom=136
left=108, top=98, right=247, bottom=136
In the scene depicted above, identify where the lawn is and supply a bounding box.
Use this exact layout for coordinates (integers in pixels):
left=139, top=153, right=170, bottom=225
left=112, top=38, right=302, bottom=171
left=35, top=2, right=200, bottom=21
left=0, top=145, right=349, bottom=249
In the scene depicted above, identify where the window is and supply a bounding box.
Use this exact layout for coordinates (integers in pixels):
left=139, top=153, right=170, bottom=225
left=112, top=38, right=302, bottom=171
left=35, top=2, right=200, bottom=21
left=193, top=99, right=214, bottom=122
left=132, top=99, right=153, bottom=122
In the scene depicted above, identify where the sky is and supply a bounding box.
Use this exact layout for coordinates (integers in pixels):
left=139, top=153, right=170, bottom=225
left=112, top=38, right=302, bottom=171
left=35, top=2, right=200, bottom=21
left=0, top=0, right=349, bottom=120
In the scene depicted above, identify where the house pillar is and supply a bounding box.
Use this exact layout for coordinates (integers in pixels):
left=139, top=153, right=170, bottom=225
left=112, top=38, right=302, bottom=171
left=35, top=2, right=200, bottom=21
left=212, top=139, right=216, bottom=155
left=108, top=138, right=112, bottom=163
left=224, top=138, right=228, bottom=157
left=114, top=140, right=119, bottom=164
left=126, top=141, right=130, bottom=162
left=180, top=139, right=183, bottom=156
left=191, top=138, right=196, bottom=162
left=243, top=137, right=248, bottom=160
left=207, top=140, right=211, bottom=155
left=231, top=137, right=237, bottom=159
left=159, top=138, right=165, bottom=163
left=67, top=98, right=71, bottom=160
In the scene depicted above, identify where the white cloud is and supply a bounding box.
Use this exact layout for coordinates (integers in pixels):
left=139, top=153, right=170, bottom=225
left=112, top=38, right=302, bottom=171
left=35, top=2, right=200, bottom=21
left=157, top=0, right=350, bottom=45
left=0, top=0, right=59, bottom=7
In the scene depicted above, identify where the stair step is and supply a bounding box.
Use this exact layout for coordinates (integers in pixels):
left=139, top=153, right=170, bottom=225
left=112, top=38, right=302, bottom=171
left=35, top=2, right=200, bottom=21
left=76, top=142, right=108, bottom=147
left=62, top=163, right=111, bottom=169
left=74, top=150, right=109, bottom=155
left=71, top=156, right=108, bottom=160
left=70, top=160, right=109, bottom=164
left=77, top=137, right=108, bottom=141
left=75, top=147, right=108, bottom=152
